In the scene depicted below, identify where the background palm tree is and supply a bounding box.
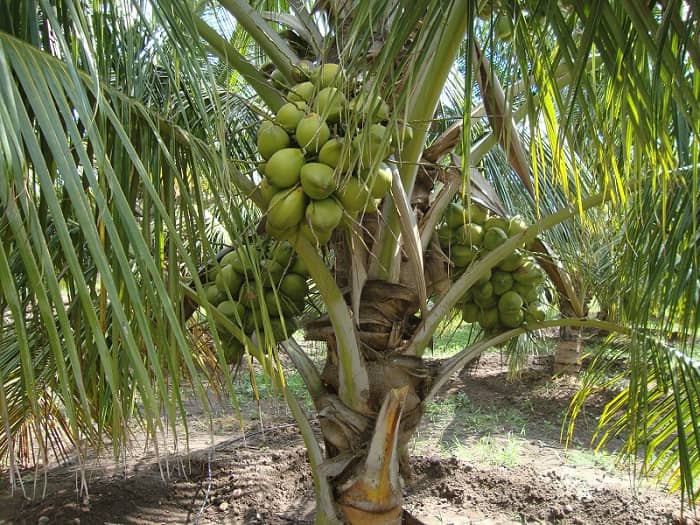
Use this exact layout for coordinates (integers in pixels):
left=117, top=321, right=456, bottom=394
left=0, top=1, right=698, bottom=523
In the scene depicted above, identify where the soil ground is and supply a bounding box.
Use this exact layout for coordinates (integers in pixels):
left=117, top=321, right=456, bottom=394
left=1, top=347, right=698, bottom=525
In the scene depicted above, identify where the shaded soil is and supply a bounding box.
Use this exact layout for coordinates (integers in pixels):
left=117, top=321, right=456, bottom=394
left=2, top=351, right=698, bottom=525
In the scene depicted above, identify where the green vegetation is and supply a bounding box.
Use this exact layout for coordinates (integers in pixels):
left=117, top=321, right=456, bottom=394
left=1, top=1, right=698, bottom=522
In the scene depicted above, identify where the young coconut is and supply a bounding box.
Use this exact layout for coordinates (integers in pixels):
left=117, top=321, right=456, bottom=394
left=364, top=162, right=393, bottom=199
left=215, top=265, right=244, bottom=297
left=287, top=82, right=315, bottom=103
left=482, top=227, right=508, bottom=250
left=462, top=302, right=480, bottom=324
left=275, top=101, right=306, bottom=131
left=314, top=87, right=346, bottom=123
left=265, top=148, right=305, bottom=188
left=296, top=113, right=330, bottom=154
left=257, top=122, right=290, bottom=160
left=291, top=60, right=312, bottom=82
left=300, top=162, right=336, bottom=199
left=306, top=198, right=344, bottom=232
left=267, top=186, right=307, bottom=230
left=279, top=273, right=309, bottom=303
left=348, top=91, right=390, bottom=121
left=299, top=223, right=333, bottom=246
left=318, top=137, right=352, bottom=172
left=353, top=123, right=392, bottom=169
left=312, top=63, right=342, bottom=88
left=335, top=176, right=370, bottom=213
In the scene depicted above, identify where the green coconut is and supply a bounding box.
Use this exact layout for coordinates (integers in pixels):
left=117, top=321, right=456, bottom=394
left=480, top=307, right=500, bottom=330
left=217, top=300, right=246, bottom=322
left=364, top=163, right=393, bottom=199
left=222, top=338, right=245, bottom=363
left=269, top=242, right=294, bottom=267
left=474, top=292, right=497, bottom=309
left=451, top=244, right=478, bottom=267
left=514, top=282, right=539, bottom=303
left=242, top=308, right=261, bottom=334
left=267, top=186, right=307, bottom=230
left=264, top=290, right=301, bottom=318
left=280, top=273, right=308, bottom=302
left=512, top=260, right=544, bottom=285
left=290, top=257, right=309, bottom=277
left=391, top=122, right=414, bottom=148
left=497, top=251, right=524, bottom=272
left=299, top=223, right=333, bottom=246
left=265, top=148, right=305, bottom=188
left=300, top=162, right=336, bottom=199
left=498, top=290, right=523, bottom=314
left=525, top=302, right=546, bottom=322
left=296, top=113, right=330, bottom=153
left=318, top=138, right=351, bottom=171
left=291, top=60, right=312, bottom=82
left=437, top=225, right=455, bottom=247
left=270, top=68, right=288, bottom=89
left=500, top=309, right=524, bottom=328
left=275, top=101, right=306, bottom=131
left=314, top=87, right=346, bottom=122
left=221, top=248, right=247, bottom=274
left=270, top=316, right=297, bottom=342
left=215, top=264, right=244, bottom=296
left=336, top=176, right=370, bottom=213
left=507, top=216, right=528, bottom=236
left=364, top=197, right=382, bottom=213
left=261, top=259, right=285, bottom=287
left=348, top=91, right=390, bottom=121
left=313, top=63, right=341, bottom=88
left=484, top=216, right=509, bottom=232
left=354, top=124, right=392, bottom=169
left=462, top=301, right=480, bottom=324
left=287, top=81, right=315, bottom=103
left=265, top=221, right=298, bottom=241
left=258, top=178, right=279, bottom=206
left=238, top=284, right=260, bottom=309
left=257, top=122, right=290, bottom=160
left=490, top=270, right=514, bottom=296
left=445, top=202, right=466, bottom=228
left=476, top=268, right=493, bottom=285
left=462, top=203, right=487, bottom=225
left=205, top=284, right=225, bottom=306
left=474, top=281, right=495, bottom=302
left=306, top=198, right=344, bottom=232
left=456, top=223, right=484, bottom=247
left=482, top=227, right=508, bottom=250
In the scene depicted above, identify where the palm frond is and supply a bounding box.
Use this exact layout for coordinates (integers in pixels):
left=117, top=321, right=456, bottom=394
left=0, top=0, right=273, bottom=478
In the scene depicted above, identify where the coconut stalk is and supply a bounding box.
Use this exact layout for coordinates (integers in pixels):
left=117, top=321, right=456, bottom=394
left=373, top=0, right=471, bottom=279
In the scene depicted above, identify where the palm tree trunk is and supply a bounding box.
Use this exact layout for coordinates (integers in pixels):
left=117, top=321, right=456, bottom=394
left=554, top=303, right=583, bottom=374
left=304, top=280, right=432, bottom=524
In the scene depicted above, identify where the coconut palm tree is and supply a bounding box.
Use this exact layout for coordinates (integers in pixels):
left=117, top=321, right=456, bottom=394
left=0, top=1, right=698, bottom=523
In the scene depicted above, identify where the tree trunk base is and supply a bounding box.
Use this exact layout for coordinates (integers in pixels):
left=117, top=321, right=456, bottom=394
left=553, top=338, right=582, bottom=374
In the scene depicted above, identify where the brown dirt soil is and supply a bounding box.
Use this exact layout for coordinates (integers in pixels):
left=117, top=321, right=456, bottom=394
left=1, top=350, right=698, bottom=525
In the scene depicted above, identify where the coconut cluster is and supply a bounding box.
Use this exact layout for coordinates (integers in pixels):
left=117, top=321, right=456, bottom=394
left=203, top=241, right=309, bottom=361
left=257, top=62, right=411, bottom=246
left=437, top=201, right=547, bottom=332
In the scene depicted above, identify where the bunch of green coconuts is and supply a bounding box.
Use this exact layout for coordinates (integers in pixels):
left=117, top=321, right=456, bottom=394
left=203, top=240, right=309, bottom=360
left=257, top=62, right=412, bottom=246
left=437, top=200, right=547, bottom=333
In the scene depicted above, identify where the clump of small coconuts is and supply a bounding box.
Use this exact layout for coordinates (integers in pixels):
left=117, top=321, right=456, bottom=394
left=256, top=62, right=412, bottom=247
left=202, top=240, right=310, bottom=363
left=436, top=200, right=547, bottom=333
